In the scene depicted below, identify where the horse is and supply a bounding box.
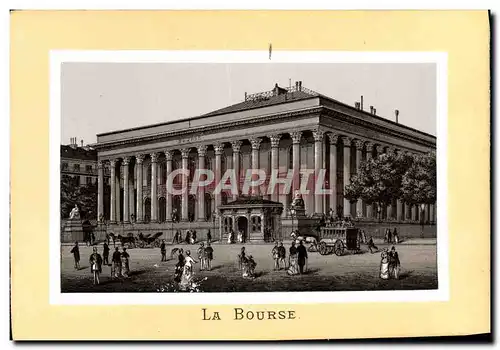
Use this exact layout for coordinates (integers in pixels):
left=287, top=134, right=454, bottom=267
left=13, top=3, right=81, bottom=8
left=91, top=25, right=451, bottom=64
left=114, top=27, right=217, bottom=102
left=290, top=231, right=318, bottom=252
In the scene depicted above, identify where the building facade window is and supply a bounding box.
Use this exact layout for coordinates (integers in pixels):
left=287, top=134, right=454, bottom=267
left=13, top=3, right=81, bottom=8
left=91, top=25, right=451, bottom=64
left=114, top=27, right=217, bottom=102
left=86, top=177, right=92, bottom=185
left=61, top=162, right=69, bottom=171
left=251, top=216, right=261, bottom=232
left=73, top=164, right=80, bottom=172
left=86, top=165, right=93, bottom=173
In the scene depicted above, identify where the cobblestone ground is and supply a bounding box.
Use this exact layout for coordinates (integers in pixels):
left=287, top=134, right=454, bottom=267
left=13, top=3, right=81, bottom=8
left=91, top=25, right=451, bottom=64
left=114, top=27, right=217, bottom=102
left=60, top=241, right=438, bottom=293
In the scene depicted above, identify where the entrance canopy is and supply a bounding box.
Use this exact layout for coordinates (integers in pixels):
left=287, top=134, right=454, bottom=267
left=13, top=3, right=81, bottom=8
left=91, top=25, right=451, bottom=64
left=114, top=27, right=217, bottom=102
left=218, top=197, right=283, bottom=242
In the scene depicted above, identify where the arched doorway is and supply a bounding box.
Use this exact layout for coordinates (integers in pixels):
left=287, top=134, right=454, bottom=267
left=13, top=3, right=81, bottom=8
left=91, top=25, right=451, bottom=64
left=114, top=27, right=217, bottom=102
left=158, top=197, right=166, bottom=222
left=237, top=216, right=248, bottom=243
left=173, top=195, right=181, bottom=217
left=188, top=195, right=196, bottom=222
left=204, top=193, right=212, bottom=221
left=144, top=198, right=151, bottom=223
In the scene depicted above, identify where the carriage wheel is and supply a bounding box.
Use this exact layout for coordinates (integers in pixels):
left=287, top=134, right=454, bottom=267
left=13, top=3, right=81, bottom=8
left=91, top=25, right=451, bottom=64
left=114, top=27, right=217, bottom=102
left=327, top=246, right=335, bottom=255
left=318, top=241, right=328, bottom=255
left=334, top=240, right=345, bottom=256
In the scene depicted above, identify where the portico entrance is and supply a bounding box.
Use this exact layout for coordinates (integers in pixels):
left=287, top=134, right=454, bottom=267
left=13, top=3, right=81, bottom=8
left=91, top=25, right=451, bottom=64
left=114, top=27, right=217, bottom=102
left=218, top=196, right=283, bottom=243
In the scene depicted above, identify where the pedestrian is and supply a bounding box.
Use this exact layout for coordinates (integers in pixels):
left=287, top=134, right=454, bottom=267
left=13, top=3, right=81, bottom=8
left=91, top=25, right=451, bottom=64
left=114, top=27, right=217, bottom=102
left=228, top=229, right=234, bottom=244
left=297, top=240, right=308, bottom=274
left=197, top=242, right=205, bottom=270
left=89, top=247, right=103, bottom=285
left=207, top=229, right=212, bottom=244
left=393, top=228, right=399, bottom=244
left=388, top=246, right=401, bottom=279
left=287, top=241, right=299, bottom=275
left=205, top=242, right=214, bottom=271
left=180, top=250, right=197, bottom=290
left=238, top=247, right=246, bottom=270
left=121, top=247, right=130, bottom=278
left=111, top=247, right=121, bottom=278
left=160, top=240, right=167, bottom=262
left=277, top=241, right=286, bottom=269
left=386, top=228, right=392, bottom=244
left=70, top=241, right=80, bottom=270
left=102, top=242, right=110, bottom=266
left=174, top=248, right=185, bottom=283
left=367, top=236, right=379, bottom=254
left=271, top=242, right=279, bottom=270
left=380, top=249, right=389, bottom=280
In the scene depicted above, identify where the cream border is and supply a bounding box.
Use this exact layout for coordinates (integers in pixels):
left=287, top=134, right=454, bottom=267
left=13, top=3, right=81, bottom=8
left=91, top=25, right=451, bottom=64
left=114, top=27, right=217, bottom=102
left=11, top=11, right=490, bottom=339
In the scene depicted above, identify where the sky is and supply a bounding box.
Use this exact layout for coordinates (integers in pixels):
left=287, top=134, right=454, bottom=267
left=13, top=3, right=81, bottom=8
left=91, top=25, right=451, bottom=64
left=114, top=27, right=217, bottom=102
left=61, top=62, right=436, bottom=146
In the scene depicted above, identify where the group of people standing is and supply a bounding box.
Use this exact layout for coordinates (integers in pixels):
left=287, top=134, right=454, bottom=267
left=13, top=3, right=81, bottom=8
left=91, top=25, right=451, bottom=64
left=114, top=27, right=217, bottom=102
left=270, top=240, right=309, bottom=275
left=227, top=229, right=246, bottom=244
left=172, top=242, right=215, bottom=290
left=70, top=241, right=131, bottom=285
left=380, top=246, right=401, bottom=280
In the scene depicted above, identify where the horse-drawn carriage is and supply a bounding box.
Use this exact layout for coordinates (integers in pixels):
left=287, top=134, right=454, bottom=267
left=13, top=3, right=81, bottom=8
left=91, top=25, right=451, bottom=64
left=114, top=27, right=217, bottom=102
left=317, top=225, right=360, bottom=256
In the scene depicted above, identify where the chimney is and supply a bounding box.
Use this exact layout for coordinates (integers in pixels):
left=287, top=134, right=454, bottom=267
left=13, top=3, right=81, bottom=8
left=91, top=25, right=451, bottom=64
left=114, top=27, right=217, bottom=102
left=395, top=109, right=400, bottom=123
left=354, top=102, right=360, bottom=109
left=295, top=81, right=299, bottom=91
left=360, top=96, right=364, bottom=111
left=81, top=140, right=84, bottom=147
left=244, top=92, right=247, bottom=101
left=373, top=108, right=377, bottom=115
left=370, top=106, right=374, bottom=114
left=298, top=81, right=302, bottom=91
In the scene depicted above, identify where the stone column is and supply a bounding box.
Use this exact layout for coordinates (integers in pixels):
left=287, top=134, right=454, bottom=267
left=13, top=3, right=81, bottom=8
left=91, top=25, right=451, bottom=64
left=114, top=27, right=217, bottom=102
left=214, top=143, right=224, bottom=210
left=269, top=134, right=281, bottom=202
left=250, top=137, right=262, bottom=196
left=135, top=154, right=144, bottom=223
left=164, top=151, right=173, bottom=221
left=150, top=152, right=158, bottom=222
left=197, top=145, right=207, bottom=221
left=365, top=142, right=374, bottom=218
left=411, top=205, right=417, bottom=221
left=431, top=204, right=436, bottom=224
left=109, top=160, right=116, bottom=223
left=231, top=140, right=242, bottom=200
left=181, top=148, right=190, bottom=221
left=291, top=131, right=302, bottom=194
left=328, top=133, right=339, bottom=219
left=342, top=136, right=352, bottom=218
left=354, top=140, right=364, bottom=218
left=397, top=200, right=403, bottom=222
left=115, top=161, right=121, bottom=222
left=122, top=157, right=130, bottom=223
left=97, top=160, right=104, bottom=221
left=313, top=129, right=324, bottom=215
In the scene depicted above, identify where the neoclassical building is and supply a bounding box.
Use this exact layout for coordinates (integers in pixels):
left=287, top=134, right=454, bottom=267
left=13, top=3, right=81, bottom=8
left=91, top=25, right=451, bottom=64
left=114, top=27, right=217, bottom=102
left=92, top=82, right=436, bottom=241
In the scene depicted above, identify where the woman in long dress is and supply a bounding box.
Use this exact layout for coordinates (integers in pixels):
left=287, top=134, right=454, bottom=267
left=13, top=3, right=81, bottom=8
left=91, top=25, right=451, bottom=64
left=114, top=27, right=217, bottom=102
left=380, top=249, right=389, bottom=280
left=287, top=242, right=299, bottom=276
left=180, top=250, right=197, bottom=290
left=121, top=248, right=130, bottom=278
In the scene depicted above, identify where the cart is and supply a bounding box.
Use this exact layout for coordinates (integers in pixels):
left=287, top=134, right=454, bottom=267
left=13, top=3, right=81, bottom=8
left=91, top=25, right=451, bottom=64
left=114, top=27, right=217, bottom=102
left=317, top=225, right=360, bottom=256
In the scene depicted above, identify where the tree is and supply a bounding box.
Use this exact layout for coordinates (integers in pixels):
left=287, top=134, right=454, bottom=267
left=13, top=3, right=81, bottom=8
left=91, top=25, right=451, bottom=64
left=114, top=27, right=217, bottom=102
left=401, top=151, right=437, bottom=206
left=344, top=151, right=415, bottom=220
left=60, top=175, right=98, bottom=220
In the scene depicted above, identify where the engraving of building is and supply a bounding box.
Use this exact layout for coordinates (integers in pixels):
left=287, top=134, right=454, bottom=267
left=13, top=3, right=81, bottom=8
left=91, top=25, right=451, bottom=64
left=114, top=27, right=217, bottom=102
left=92, top=82, right=436, bottom=241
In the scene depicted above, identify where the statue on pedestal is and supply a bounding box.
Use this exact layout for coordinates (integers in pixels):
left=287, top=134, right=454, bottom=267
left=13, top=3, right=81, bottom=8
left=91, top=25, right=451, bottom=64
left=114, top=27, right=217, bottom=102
left=69, top=204, right=80, bottom=220
left=291, top=191, right=305, bottom=209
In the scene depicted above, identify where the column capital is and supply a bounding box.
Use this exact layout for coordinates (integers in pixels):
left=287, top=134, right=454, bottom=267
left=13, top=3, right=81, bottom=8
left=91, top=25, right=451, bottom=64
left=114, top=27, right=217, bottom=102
left=231, top=140, right=243, bottom=153
left=375, top=145, right=384, bottom=153
left=312, top=129, right=325, bottom=142
left=150, top=152, right=159, bottom=162
left=249, top=137, right=262, bottom=150
left=109, top=159, right=117, bottom=167
left=328, top=133, right=340, bottom=145
left=180, top=148, right=191, bottom=159
left=136, top=153, right=145, bottom=164
left=354, top=140, right=364, bottom=151
left=365, top=142, right=374, bottom=152
left=197, top=144, right=208, bottom=157
left=214, top=143, right=224, bottom=155
left=269, top=134, right=281, bottom=148
left=97, top=160, right=104, bottom=169
left=122, top=156, right=131, bottom=166
left=290, top=131, right=303, bottom=144
left=164, top=150, right=173, bottom=161
left=342, top=136, right=353, bottom=147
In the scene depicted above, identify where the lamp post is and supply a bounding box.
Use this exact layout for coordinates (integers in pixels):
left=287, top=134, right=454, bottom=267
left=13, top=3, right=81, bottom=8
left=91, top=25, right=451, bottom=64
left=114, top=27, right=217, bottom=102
left=288, top=206, right=296, bottom=233
left=212, top=210, right=216, bottom=242
left=420, top=203, right=426, bottom=238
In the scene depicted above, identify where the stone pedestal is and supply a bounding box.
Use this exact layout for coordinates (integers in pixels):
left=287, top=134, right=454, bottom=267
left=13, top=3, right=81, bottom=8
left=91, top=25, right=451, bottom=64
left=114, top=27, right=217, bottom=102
left=61, top=219, right=84, bottom=243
